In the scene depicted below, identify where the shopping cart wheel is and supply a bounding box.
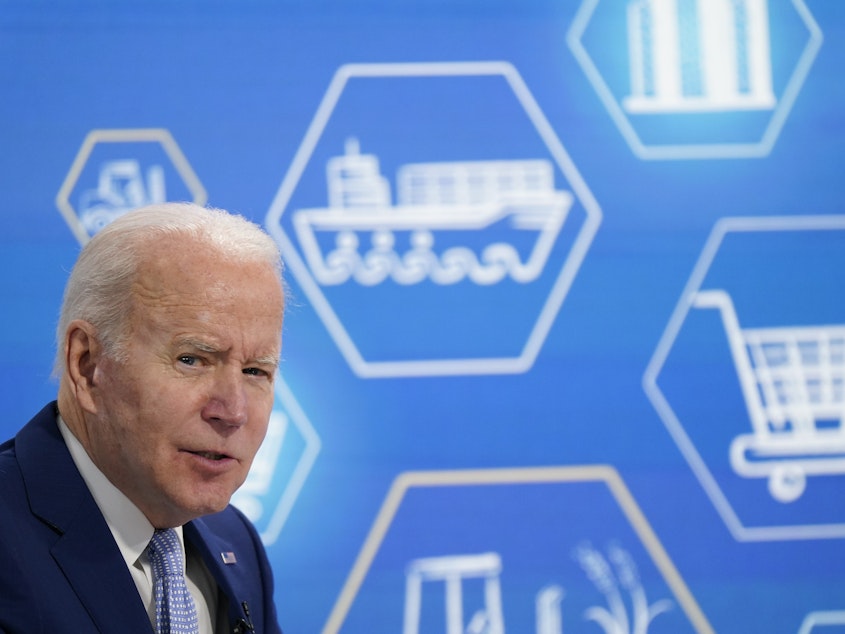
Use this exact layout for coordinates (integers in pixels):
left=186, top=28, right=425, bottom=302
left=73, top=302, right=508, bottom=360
left=768, top=465, right=806, bottom=503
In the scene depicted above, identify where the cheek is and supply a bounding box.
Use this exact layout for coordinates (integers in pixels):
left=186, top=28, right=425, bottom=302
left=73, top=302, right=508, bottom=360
left=96, top=362, right=144, bottom=418
left=100, top=396, right=170, bottom=461
left=248, top=404, right=274, bottom=446
left=249, top=389, right=275, bottom=420
left=250, top=417, right=272, bottom=450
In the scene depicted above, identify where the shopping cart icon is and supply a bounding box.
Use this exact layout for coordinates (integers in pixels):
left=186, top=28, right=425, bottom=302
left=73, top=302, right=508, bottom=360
left=693, top=289, right=845, bottom=503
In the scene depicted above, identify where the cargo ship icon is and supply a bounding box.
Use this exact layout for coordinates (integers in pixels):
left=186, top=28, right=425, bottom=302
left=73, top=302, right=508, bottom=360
left=292, top=139, right=573, bottom=286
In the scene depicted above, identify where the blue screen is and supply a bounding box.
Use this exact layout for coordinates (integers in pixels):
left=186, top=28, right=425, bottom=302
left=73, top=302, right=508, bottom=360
left=1, top=1, right=844, bottom=632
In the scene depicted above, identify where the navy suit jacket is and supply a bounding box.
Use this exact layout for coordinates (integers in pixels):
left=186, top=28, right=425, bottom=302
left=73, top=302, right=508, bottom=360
left=0, top=403, right=283, bottom=633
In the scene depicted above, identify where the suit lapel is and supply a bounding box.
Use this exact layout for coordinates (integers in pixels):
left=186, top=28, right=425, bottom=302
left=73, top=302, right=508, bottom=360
left=50, top=518, right=152, bottom=632
left=185, top=519, right=252, bottom=628
left=17, top=404, right=152, bottom=633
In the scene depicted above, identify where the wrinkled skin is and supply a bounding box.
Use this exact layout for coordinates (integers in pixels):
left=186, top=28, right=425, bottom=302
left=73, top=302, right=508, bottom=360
left=59, top=238, right=284, bottom=528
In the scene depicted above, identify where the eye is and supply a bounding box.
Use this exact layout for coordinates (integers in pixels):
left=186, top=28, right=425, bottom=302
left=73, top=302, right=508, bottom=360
left=178, top=355, right=199, bottom=366
left=242, top=367, right=268, bottom=377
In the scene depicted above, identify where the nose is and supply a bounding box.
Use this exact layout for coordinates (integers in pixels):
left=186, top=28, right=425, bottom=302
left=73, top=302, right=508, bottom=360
left=202, top=365, right=249, bottom=428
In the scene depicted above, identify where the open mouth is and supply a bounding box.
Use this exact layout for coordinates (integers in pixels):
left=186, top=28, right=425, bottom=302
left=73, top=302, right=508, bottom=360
left=187, top=450, right=230, bottom=461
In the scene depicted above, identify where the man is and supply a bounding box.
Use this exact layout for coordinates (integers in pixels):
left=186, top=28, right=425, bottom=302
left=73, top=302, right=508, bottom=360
left=0, top=203, right=285, bottom=633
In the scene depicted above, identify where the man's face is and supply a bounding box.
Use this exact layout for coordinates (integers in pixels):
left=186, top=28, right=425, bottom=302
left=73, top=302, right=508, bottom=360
left=84, top=239, right=284, bottom=528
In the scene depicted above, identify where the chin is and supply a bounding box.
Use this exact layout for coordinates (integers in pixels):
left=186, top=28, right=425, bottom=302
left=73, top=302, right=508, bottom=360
left=192, top=490, right=237, bottom=516
left=168, top=478, right=240, bottom=520
left=189, top=497, right=229, bottom=518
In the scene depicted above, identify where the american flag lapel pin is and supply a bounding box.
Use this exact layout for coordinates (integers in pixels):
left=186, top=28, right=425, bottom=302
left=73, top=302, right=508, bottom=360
left=221, top=551, right=237, bottom=565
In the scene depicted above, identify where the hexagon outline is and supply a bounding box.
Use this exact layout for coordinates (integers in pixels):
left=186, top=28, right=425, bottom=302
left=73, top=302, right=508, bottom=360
left=265, top=61, right=602, bottom=378
left=56, top=128, right=208, bottom=245
left=643, top=215, right=845, bottom=541
left=321, top=465, right=714, bottom=634
left=798, top=610, right=845, bottom=634
left=566, top=0, right=823, bottom=160
left=254, top=376, right=322, bottom=546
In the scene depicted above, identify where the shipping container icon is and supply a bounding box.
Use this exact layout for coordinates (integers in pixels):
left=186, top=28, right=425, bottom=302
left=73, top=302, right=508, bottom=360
left=694, top=290, right=845, bottom=502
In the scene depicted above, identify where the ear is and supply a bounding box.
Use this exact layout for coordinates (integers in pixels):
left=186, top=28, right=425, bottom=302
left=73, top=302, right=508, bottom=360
left=63, top=320, right=104, bottom=414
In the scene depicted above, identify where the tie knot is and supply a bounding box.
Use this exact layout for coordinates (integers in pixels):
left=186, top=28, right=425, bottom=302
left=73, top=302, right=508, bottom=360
left=148, top=529, right=185, bottom=579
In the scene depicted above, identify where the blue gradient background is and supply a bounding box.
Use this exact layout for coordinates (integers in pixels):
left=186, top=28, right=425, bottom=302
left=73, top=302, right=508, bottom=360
left=1, top=2, right=844, bottom=632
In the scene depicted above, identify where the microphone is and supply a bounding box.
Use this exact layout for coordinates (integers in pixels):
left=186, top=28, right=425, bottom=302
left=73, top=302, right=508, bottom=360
left=234, top=601, right=256, bottom=633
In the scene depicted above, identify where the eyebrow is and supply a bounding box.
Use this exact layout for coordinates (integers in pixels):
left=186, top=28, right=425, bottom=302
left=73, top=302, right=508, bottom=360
left=179, top=338, right=220, bottom=354
left=253, top=354, right=281, bottom=369
left=177, top=338, right=280, bottom=369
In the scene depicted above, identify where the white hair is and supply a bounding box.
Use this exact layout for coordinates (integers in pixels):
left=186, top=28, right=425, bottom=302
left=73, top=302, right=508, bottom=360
left=54, top=202, right=284, bottom=376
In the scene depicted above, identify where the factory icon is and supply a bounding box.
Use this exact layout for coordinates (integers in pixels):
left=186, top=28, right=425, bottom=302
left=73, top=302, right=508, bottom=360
left=624, top=0, right=775, bottom=113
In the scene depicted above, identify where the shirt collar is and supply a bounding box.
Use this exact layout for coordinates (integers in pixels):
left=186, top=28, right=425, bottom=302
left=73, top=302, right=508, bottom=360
left=57, top=415, right=188, bottom=573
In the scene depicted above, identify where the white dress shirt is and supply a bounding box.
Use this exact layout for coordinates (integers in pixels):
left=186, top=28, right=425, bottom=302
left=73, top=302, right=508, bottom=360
left=59, top=416, right=220, bottom=633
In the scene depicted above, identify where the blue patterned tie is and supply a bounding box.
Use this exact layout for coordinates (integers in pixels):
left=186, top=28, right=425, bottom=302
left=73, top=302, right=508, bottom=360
left=148, top=529, right=199, bottom=634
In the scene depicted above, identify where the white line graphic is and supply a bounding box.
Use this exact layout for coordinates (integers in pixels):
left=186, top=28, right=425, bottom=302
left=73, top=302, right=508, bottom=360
left=644, top=215, right=845, bottom=540
left=293, top=138, right=573, bottom=287
left=79, top=159, right=166, bottom=233
left=625, top=0, right=775, bottom=113
left=798, top=610, right=845, bottom=634
left=694, top=289, right=845, bottom=503
left=567, top=0, right=823, bottom=159
left=403, top=553, right=505, bottom=634
left=266, top=62, right=602, bottom=377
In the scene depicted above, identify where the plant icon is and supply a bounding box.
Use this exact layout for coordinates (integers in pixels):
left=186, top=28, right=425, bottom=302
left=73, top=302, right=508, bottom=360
left=574, top=542, right=674, bottom=634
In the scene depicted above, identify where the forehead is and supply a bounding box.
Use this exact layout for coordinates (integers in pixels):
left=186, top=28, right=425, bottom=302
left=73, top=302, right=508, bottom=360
left=129, top=237, right=284, bottom=331
left=135, top=234, right=279, bottom=290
